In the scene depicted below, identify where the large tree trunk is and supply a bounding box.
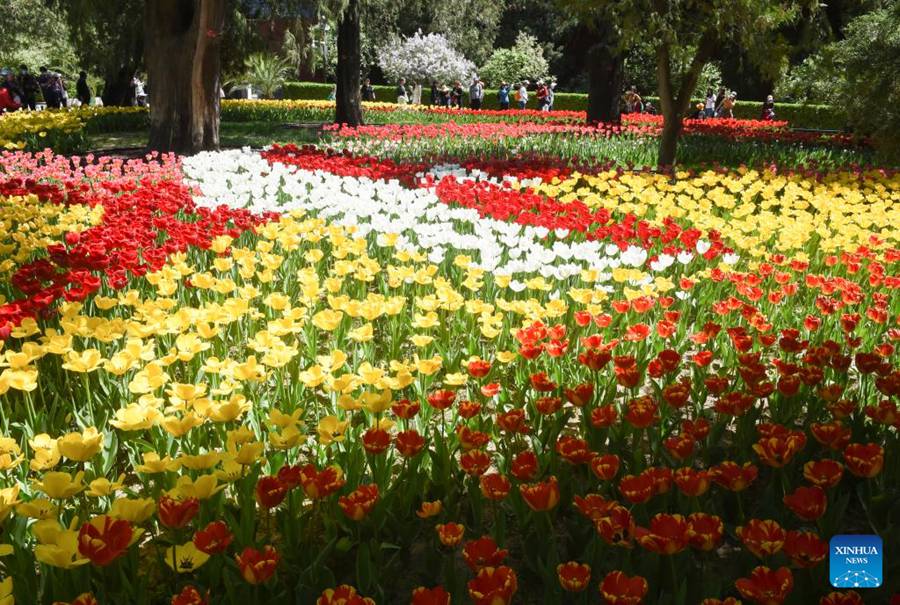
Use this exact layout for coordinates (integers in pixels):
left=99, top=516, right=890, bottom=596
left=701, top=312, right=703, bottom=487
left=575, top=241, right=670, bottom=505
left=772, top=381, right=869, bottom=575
left=656, top=32, right=718, bottom=167
left=586, top=23, right=623, bottom=124
left=144, top=0, right=226, bottom=154
left=334, top=0, right=363, bottom=126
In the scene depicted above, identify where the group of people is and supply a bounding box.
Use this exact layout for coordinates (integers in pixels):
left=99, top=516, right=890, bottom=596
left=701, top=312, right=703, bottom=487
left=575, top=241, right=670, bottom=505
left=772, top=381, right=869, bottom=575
left=698, top=87, right=740, bottom=119
left=0, top=65, right=93, bottom=113
left=363, top=76, right=558, bottom=112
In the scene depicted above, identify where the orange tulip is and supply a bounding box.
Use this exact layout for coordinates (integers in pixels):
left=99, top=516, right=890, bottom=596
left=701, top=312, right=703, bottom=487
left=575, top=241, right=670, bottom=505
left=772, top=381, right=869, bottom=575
left=737, top=519, right=785, bottom=558
left=316, top=585, right=374, bottom=605
left=519, top=476, right=559, bottom=511
left=435, top=522, right=464, bottom=547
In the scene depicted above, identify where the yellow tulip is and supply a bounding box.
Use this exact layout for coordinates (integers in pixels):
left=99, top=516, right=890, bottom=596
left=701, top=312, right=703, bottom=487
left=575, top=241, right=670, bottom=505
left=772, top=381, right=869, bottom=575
left=135, top=452, right=181, bottom=474
left=165, top=541, right=210, bottom=573
left=86, top=474, right=126, bottom=498
left=361, top=389, right=393, bottom=414
left=33, top=519, right=89, bottom=569
left=57, top=427, right=102, bottom=462
left=317, top=416, right=349, bottom=445
left=170, top=474, right=225, bottom=500
left=0, top=486, right=20, bottom=521
left=61, top=348, right=104, bottom=373
left=0, top=576, right=12, bottom=605
left=177, top=451, right=221, bottom=471
left=33, top=471, right=85, bottom=500
left=108, top=497, right=156, bottom=524
left=15, top=498, right=58, bottom=520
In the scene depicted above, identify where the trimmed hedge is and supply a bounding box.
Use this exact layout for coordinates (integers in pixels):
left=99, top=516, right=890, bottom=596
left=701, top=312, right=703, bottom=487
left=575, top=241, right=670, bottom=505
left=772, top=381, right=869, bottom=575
left=282, top=81, right=845, bottom=129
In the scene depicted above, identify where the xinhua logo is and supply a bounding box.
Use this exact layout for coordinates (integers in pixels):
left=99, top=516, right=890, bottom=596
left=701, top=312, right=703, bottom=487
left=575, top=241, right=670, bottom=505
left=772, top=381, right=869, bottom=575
left=830, top=534, right=883, bottom=588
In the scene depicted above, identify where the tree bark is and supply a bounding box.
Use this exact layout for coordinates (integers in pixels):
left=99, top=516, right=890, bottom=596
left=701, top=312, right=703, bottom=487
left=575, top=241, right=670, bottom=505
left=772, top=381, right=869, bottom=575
left=144, top=0, right=226, bottom=154
left=586, top=21, right=624, bottom=124
left=334, top=0, right=363, bottom=126
left=656, top=31, right=718, bottom=167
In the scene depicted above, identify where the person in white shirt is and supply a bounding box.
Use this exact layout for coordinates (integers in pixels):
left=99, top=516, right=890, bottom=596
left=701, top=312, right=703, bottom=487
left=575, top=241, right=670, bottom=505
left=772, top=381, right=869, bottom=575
left=517, top=81, right=529, bottom=110
left=704, top=89, right=716, bottom=118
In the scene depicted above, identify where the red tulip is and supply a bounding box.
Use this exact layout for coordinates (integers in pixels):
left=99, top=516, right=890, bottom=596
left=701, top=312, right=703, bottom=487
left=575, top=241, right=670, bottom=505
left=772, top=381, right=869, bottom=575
left=557, top=561, right=591, bottom=592
left=338, top=484, right=379, bottom=521
left=735, top=566, right=793, bottom=605
left=77, top=516, right=135, bottom=566
left=235, top=545, right=279, bottom=585
left=599, top=570, right=648, bottom=604
left=783, top=486, right=827, bottom=521
left=192, top=520, right=233, bottom=555
left=410, top=586, right=451, bottom=605
left=467, top=566, right=517, bottom=605
left=158, top=495, right=200, bottom=529
left=255, top=475, right=288, bottom=509
left=462, top=536, right=508, bottom=571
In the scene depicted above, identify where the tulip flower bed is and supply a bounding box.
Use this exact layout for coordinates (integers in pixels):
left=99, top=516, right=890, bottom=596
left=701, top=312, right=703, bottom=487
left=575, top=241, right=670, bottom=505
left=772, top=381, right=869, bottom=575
left=0, top=144, right=898, bottom=605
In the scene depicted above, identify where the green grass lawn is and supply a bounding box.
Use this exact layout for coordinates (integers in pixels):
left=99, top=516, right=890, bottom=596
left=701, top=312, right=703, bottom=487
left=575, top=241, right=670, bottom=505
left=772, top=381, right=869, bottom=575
left=89, top=121, right=321, bottom=152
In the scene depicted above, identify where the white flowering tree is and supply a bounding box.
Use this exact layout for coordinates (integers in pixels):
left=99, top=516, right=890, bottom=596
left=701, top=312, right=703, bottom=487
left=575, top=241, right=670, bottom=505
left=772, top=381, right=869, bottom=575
left=479, top=33, right=550, bottom=86
left=377, top=31, right=476, bottom=101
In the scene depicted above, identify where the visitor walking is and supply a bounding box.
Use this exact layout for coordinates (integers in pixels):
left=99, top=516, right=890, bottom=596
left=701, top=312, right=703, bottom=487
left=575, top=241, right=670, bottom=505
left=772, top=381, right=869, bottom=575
left=536, top=80, right=549, bottom=111
left=516, top=81, right=529, bottom=110
left=76, top=71, right=92, bottom=106
left=547, top=81, right=556, bottom=111
left=761, top=94, right=776, bottom=120
left=469, top=77, right=484, bottom=110
left=704, top=89, right=716, bottom=118
left=361, top=78, right=376, bottom=102
left=396, top=78, right=408, bottom=104
left=17, top=65, right=39, bottom=110
left=718, top=92, right=736, bottom=118
left=440, top=83, right=451, bottom=107
left=498, top=82, right=510, bottom=110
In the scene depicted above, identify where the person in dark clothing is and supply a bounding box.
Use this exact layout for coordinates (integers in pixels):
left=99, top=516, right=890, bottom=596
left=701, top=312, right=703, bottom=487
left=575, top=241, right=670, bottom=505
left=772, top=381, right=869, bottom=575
left=38, top=66, right=59, bottom=108
left=430, top=81, right=439, bottom=106
left=452, top=81, right=464, bottom=109
left=17, top=65, right=40, bottom=110
left=76, top=71, right=92, bottom=106
left=396, top=78, right=409, bottom=104
left=361, top=78, right=376, bottom=102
